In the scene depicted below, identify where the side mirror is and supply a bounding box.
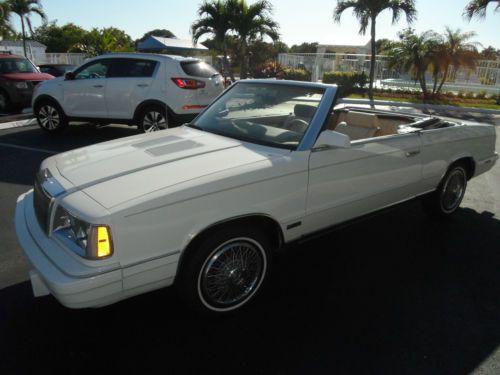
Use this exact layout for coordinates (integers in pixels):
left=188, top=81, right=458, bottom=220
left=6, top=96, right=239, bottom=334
left=64, top=71, right=75, bottom=80
left=313, top=130, right=351, bottom=150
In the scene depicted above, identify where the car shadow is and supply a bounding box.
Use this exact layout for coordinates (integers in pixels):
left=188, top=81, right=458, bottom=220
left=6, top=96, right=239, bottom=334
left=1, top=202, right=499, bottom=374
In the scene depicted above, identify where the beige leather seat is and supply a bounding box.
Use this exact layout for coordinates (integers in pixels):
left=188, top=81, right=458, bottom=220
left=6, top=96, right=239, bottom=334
left=334, top=111, right=380, bottom=140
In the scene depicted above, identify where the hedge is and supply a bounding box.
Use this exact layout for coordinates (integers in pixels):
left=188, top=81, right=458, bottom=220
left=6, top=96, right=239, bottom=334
left=282, top=68, right=311, bottom=81
left=322, top=72, right=367, bottom=97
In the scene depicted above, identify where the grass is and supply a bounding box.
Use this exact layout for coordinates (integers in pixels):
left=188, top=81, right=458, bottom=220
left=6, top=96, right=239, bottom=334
left=347, top=92, right=500, bottom=111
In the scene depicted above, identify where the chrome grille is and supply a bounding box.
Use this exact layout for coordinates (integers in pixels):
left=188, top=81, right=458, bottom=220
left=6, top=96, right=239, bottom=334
left=33, top=177, right=51, bottom=234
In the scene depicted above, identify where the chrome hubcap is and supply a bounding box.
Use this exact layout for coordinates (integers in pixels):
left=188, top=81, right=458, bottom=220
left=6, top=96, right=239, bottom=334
left=441, top=169, right=466, bottom=212
left=199, top=238, right=265, bottom=310
left=143, top=111, right=167, bottom=132
left=38, top=105, right=60, bottom=130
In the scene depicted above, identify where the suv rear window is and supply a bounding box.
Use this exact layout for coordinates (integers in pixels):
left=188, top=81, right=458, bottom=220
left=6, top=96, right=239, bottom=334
left=180, top=61, right=219, bottom=78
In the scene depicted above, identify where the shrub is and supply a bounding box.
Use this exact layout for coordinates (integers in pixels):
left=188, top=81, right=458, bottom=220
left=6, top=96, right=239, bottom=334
left=457, top=91, right=466, bottom=99
left=465, top=91, right=475, bottom=99
left=252, top=62, right=284, bottom=79
left=322, top=71, right=367, bottom=97
left=476, top=91, right=487, bottom=100
left=282, top=68, right=311, bottom=81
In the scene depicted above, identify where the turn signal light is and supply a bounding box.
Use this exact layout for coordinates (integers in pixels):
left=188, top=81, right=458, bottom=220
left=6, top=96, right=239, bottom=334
left=171, top=78, right=206, bottom=89
left=96, top=226, right=112, bottom=258
left=87, top=225, right=113, bottom=259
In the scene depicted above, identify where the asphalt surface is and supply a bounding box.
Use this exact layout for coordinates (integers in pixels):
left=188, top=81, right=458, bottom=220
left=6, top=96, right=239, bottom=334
left=0, top=113, right=499, bottom=374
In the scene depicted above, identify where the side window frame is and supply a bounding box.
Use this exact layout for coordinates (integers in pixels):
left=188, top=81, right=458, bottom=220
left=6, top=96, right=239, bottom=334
left=107, top=58, right=158, bottom=79
left=73, top=59, right=111, bottom=80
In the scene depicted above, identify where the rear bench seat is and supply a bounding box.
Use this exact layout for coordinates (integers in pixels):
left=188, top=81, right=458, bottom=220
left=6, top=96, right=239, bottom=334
left=334, top=111, right=380, bottom=140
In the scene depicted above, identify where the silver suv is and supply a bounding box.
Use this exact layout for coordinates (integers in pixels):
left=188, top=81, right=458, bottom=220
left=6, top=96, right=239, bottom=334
left=32, top=53, right=224, bottom=133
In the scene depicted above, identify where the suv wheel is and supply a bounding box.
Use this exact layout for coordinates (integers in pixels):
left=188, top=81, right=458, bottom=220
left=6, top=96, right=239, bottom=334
left=138, top=105, right=168, bottom=133
left=35, top=100, right=68, bottom=133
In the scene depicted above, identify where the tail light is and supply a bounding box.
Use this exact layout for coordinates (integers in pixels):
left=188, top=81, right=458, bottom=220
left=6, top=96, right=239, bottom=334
left=171, top=78, right=206, bottom=89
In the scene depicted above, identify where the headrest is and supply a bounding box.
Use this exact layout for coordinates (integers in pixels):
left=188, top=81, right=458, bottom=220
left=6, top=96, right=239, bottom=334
left=345, top=112, right=379, bottom=129
left=294, top=104, right=316, bottom=119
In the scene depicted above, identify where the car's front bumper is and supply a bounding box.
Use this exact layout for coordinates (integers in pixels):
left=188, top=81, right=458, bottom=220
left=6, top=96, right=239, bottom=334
left=15, top=191, right=123, bottom=308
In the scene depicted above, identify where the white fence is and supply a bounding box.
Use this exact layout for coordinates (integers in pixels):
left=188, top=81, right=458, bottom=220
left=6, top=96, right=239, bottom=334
left=32, top=53, right=87, bottom=66
left=278, top=53, right=500, bottom=94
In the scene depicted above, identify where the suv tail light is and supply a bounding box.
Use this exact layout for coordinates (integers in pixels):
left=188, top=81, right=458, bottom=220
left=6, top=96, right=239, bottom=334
left=171, top=78, right=206, bottom=90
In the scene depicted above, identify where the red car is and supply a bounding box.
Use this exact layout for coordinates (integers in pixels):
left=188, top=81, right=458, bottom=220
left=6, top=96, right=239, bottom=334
left=0, top=53, right=54, bottom=112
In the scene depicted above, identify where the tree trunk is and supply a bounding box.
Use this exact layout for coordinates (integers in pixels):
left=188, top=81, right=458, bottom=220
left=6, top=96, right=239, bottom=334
left=222, top=38, right=235, bottom=82
left=20, top=16, right=27, bottom=57
left=436, top=64, right=449, bottom=95
left=419, top=71, right=428, bottom=100
left=431, top=67, right=439, bottom=96
left=368, top=16, right=377, bottom=103
left=240, top=40, right=247, bottom=79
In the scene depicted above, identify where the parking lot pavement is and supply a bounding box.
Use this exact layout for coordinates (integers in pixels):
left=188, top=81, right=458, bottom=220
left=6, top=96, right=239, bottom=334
left=1, top=119, right=499, bottom=374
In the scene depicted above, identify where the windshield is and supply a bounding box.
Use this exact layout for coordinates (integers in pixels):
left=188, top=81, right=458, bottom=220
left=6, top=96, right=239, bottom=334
left=191, top=82, right=324, bottom=150
left=0, top=58, right=38, bottom=74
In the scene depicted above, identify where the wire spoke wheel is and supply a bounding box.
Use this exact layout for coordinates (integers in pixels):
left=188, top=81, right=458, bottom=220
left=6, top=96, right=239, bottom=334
left=38, top=105, right=61, bottom=130
left=440, top=168, right=466, bottom=213
left=198, top=238, right=266, bottom=310
left=142, top=110, right=168, bottom=132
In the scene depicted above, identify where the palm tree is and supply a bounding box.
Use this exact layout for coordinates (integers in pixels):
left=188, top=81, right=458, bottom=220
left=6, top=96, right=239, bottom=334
left=388, top=29, right=440, bottom=98
left=464, top=0, right=500, bottom=20
left=0, top=1, right=15, bottom=39
left=333, top=0, right=417, bottom=101
left=231, top=0, right=279, bottom=79
left=433, top=27, right=479, bottom=95
left=192, top=0, right=235, bottom=81
left=7, top=0, right=47, bottom=57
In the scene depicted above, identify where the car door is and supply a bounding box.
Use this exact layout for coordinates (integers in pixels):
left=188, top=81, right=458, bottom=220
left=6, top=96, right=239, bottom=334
left=105, top=58, right=157, bottom=119
left=62, top=59, right=110, bottom=118
left=304, top=132, right=423, bottom=233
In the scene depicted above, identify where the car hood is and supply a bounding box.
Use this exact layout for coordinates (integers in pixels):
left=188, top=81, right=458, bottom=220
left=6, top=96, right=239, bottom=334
left=54, top=127, right=285, bottom=209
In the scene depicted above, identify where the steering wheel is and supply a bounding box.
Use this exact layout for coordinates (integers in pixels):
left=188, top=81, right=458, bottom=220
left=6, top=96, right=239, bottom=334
left=285, top=118, right=308, bottom=133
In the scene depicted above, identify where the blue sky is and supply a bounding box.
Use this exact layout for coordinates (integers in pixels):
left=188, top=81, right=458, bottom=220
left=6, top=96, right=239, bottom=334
left=10, top=0, right=500, bottom=49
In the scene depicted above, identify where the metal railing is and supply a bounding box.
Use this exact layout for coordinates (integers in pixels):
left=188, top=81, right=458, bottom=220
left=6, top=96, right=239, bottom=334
left=278, top=53, right=500, bottom=94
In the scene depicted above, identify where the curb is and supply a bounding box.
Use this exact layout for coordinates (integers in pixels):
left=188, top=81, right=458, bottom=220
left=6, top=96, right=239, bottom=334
left=338, top=98, right=500, bottom=115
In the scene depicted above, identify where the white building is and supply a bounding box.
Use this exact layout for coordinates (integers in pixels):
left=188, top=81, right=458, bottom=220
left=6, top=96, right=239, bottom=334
left=0, top=40, right=47, bottom=60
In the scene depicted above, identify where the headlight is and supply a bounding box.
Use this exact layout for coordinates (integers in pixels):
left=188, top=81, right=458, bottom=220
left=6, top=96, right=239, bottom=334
left=53, top=205, right=113, bottom=260
left=14, top=82, right=29, bottom=89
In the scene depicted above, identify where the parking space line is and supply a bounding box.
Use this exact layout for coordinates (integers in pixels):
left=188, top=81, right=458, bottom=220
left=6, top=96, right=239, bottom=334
left=0, top=142, right=57, bottom=154
left=0, top=119, right=36, bottom=130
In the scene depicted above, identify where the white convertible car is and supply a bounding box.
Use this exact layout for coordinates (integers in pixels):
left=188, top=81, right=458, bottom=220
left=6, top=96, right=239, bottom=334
left=15, top=80, right=498, bottom=314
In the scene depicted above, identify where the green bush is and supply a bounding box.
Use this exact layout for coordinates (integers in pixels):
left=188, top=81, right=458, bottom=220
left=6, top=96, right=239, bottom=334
left=282, top=68, right=311, bottom=81
left=322, top=72, right=367, bottom=97
left=465, top=91, right=475, bottom=99
left=476, top=91, right=487, bottom=100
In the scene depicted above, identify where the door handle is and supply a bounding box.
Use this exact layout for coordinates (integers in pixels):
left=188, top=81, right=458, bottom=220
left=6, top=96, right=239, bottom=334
left=137, top=84, right=149, bottom=88
left=405, top=150, right=420, bottom=157
left=93, top=84, right=104, bottom=88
